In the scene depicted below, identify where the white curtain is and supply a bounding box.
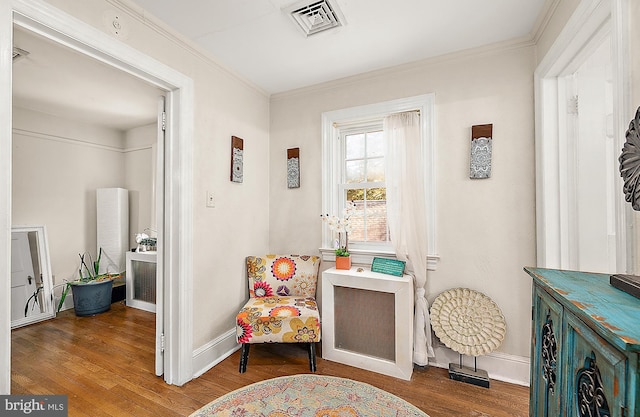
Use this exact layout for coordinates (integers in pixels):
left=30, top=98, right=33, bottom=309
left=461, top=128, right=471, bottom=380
left=384, top=111, right=435, bottom=365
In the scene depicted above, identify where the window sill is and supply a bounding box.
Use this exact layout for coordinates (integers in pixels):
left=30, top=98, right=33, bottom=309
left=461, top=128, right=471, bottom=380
left=319, top=248, right=440, bottom=271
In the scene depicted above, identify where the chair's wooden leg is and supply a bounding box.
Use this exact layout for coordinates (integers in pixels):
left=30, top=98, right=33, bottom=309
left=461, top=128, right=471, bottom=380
left=308, top=342, right=317, bottom=372
left=239, top=343, right=250, bottom=373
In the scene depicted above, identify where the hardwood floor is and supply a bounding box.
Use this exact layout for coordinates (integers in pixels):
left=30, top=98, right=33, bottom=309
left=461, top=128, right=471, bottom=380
left=11, top=302, right=529, bottom=416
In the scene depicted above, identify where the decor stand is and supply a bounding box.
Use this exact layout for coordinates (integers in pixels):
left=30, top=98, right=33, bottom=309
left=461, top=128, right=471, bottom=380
left=430, top=288, right=506, bottom=388
left=448, top=354, right=490, bottom=388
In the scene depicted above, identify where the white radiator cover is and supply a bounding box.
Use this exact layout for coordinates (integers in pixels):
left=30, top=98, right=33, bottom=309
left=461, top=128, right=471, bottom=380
left=126, top=250, right=157, bottom=313
left=96, top=188, right=129, bottom=274
left=321, top=267, right=414, bottom=380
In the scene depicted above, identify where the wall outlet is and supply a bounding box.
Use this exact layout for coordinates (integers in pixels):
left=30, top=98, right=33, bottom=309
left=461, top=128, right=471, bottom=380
left=206, top=191, right=215, bottom=208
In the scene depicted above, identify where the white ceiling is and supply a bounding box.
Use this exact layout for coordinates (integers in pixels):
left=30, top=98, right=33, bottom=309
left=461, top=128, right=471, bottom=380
left=11, top=0, right=548, bottom=131
left=12, top=26, right=162, bottom=131
left=130, top=0, right=548, bottom=94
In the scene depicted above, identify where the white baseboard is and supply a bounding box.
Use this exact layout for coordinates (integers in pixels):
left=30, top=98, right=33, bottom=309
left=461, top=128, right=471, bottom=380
left=190, top=330, right=531, bottom=387
left=192, top=328, right=240, bottom=378
left=429, top=344, right=530, bottom=386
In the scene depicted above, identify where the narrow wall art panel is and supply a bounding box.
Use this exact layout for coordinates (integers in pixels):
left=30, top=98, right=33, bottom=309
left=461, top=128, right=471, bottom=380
left=470, top=124, right=493, bottom=179
left=287, top=147, right=300, bottom=189
left=231, top=136, right=244, bottom=183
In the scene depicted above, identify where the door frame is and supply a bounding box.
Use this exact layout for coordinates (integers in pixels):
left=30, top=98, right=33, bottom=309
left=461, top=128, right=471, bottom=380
left=534, top=0, right=631, bottom=271
left=0, top=0, right=194, bottom=392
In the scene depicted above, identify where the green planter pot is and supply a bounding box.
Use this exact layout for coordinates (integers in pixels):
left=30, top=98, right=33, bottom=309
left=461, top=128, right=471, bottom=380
left=71, top=279, right=113, bottom=316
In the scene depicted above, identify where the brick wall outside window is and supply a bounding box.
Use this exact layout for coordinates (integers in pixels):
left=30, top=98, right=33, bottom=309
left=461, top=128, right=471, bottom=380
left=349, top=200, right=388, bottom=242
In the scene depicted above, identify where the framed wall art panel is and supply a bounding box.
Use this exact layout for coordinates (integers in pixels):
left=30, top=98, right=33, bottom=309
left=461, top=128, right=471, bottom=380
left=287, top=147, right=300, bottom=189
left=231, top=136, right=244, bottom=183
left=470, top=124, right=493, bottom=179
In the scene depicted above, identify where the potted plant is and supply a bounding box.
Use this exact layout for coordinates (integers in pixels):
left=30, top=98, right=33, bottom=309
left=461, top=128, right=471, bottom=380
left=321, top=202, right=355, bottom=270
left=57, top=248, right=118, bottom=316
left=334, top=246, right=351, bottom=270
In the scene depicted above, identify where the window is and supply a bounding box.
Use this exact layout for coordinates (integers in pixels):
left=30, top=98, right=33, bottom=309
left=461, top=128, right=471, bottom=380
left=339, top=122, right=388, bottom=246
left=321, top=94, right=438, bottom=268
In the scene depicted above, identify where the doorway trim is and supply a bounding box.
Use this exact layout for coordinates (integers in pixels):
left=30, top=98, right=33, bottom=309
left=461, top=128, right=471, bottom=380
left=534, top=0, right=631, bottom=271
left=0, top=0, right=194, bottom=392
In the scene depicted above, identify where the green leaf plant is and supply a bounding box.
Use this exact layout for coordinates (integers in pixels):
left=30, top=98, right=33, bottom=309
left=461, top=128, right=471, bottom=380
left=56, top=248, right=115, bottom=313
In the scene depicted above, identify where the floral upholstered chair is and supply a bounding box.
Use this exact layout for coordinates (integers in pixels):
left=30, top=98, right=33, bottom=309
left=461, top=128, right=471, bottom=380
left=236, top=254, right=321, bottom=373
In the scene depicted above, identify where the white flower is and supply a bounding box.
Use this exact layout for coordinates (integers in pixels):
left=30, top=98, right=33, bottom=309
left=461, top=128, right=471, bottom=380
left=321, top=203, right=356, bottom=254
left=135, top=233, right=149, bottom=244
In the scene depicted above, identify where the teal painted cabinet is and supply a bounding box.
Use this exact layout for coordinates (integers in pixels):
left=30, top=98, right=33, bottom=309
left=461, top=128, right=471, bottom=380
left=530, top=285, right=564, bottom=416
left=525, top=267, right=640, bottom=417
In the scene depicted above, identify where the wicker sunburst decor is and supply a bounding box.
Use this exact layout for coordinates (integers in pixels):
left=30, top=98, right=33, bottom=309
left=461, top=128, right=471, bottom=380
left=430, top=288, right=506, bottom=357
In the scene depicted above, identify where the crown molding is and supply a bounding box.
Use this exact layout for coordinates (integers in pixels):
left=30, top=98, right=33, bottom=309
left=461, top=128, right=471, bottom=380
left=530, top=0, right=562, bottom=45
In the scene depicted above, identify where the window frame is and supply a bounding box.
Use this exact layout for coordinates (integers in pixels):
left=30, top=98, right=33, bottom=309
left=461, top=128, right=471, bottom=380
left=321, top=94, right=439, bottom=269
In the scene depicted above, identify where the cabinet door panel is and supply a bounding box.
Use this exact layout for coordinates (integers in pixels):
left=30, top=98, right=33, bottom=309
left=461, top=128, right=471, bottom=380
left=565, top=313, right=626, bottom=417
left=531, top=287, right=564, bottom=417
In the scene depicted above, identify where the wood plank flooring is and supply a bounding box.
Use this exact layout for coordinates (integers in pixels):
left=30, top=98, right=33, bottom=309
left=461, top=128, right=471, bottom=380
left=11, top=302, right=529, bottom=416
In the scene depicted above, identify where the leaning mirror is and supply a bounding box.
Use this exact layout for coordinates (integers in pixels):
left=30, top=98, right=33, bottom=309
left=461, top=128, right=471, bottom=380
left=11, top=225, right=55, bottom=328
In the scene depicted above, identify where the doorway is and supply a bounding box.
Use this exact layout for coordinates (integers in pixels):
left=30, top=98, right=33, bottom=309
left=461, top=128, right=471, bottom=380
left=534, top=0, right=631, bottom=273
left=560, top=36, right=616, bottom=273
left=12, top=19, right=165, bottom=364
left=1, top=0, right=194, bottom=392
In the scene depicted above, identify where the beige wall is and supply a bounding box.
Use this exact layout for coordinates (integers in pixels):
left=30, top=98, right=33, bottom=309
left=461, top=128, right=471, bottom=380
left=270, top=45, right=538, bottom=358
left=12, top=107, right=126, bottom=289
left=41, top=0, right=271, bottom=348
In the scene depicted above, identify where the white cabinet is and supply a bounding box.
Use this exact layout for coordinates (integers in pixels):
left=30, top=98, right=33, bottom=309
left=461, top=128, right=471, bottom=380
left=321, top=267, right=414, bottom=380
left=125, top=251, right=157, bottom=312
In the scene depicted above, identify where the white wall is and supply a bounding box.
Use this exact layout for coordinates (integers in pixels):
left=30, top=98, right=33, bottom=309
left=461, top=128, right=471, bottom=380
left=13, top=109, right=161, bottom=305
left=574, top=40, right=616, bottom=273
left=634, top=1, right=640, bottom=109
left=124, top=123, right=155, bottom=249
left=631, top=0, right=640, bottom=273
left=40, top=0, right=271, bottom=350
left=269, top=43, right=538, bottom=377
left=12, top=107, right=125, bottom=293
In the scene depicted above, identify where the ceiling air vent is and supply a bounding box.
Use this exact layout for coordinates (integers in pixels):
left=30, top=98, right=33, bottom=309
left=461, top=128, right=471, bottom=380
left=284, top=0, right=346, bottom=37
left=12, top=47, right=30, bottom=63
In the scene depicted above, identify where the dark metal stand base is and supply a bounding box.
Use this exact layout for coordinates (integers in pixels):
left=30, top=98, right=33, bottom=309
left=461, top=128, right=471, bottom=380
left=610, top=274, right=640, bottom=299
left=448, top=363, right=490, bottom=388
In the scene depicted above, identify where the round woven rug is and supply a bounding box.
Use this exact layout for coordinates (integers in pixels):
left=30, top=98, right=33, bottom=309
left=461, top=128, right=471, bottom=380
left=189, top=374, right=428, bottom=417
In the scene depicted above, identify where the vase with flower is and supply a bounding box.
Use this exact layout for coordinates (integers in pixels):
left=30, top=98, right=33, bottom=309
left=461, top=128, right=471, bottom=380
left=321, top=202, right=356, bottom=270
